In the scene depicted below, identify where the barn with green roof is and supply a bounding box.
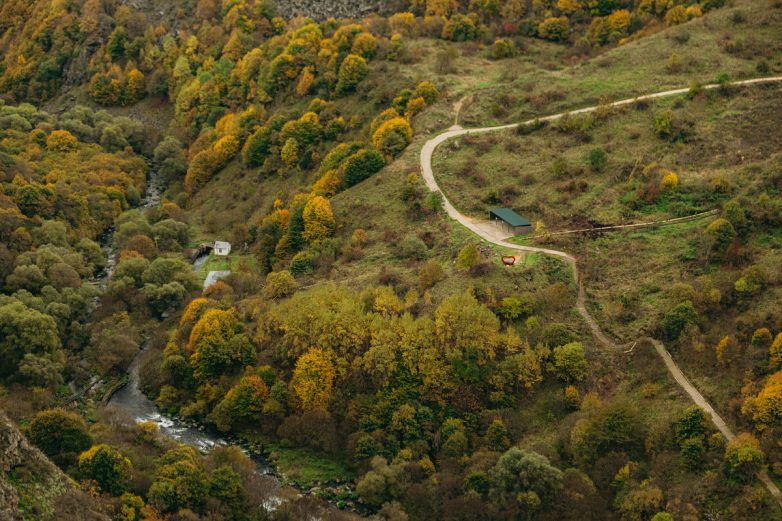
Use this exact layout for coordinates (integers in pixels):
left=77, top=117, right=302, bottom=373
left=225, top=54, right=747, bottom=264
left=489, top=208, right=533, bottom=235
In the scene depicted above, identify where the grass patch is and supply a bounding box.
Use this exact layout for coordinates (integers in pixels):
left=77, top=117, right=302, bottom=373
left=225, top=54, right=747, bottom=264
left=436, top=84, right=781, bottom=232
left=265, top=444, right=354, bottom=488
left=196, top=253, right=258, bottom=278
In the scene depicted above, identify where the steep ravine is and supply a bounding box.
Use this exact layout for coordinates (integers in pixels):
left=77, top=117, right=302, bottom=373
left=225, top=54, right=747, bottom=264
left=0, top=411, right=109, bottom=521
left=102, top=172, right=360, bottom=517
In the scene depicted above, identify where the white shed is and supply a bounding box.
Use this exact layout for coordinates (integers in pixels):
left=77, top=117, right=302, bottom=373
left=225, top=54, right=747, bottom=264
left=214, top=241, right=231, bottom=256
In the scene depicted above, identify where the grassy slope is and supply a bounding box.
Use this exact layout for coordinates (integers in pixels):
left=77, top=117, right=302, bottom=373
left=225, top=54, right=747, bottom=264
left=435, top=84, right=782, bottom=226
left=461, top=0, right=782, bottom=127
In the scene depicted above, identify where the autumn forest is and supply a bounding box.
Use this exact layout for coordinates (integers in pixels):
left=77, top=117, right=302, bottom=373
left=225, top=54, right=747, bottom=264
left=1, top=0, right=782, bottom=520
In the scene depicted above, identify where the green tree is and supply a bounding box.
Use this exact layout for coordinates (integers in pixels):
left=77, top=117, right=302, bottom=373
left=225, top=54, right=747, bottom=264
left=497, top=294, right=535, bottom=321
left=489, top=447, right=563, bottom=506
left=107, top=27, right=128, bottom=61
left=456, top=244, right=480, bottom=270
left=192, top=330, right=252, bottom=382
left=28, top=408, right=92, bottom=467
left=486, top=419, right=511, bottom=451
left=0, top=300, right=61, bottom=380
left=211, top=375, right=270, bottom=431
left=242, top=121, right=279, bottom=167
left=340, top=148, right=385, bottom=188
left=263, top=270, right=297, bottom=299
left=586, top=147, right=607, bottom=172
left=414, top=81, right=439, bottom=105
left=661, top=301, right=699, bottom=340
left=435, top=291, right=500, bottom=364
left=148, top=446, right=208, bottom=513
left=538, top=17, right=570, bottom=41
left=208, top=465, right=244, bottom=512
left=356, top=457, right=399, bottom=506
left=264, top=53, right=298, bottom=94
left=680, top=437, right=706, bottom=469
left=498, top=348, right=545, bottom=393
left=705, top=218, right=736, bottom=260
left=723, top=200, right=748, bottom=235
left=724, top=433, right=764, bottom=483
left=79, top=444, right=132, bottom=495
left=188, top=308, right=242, bottom=377
left=281, top=137, right=299, bottom=168
left=491, top=38, right=516, bottom=59
left=280, top=112, right=321, bottom=146
left=552, top=342, right=588, bottom=382
left=619, top=483, right=664, bottom=521
left=336, top=54, right=368, bottom=95
left=442, top=14, right=477, bottom=41
left=154, top=137, right=187, bottom=180
left=675, top=406, right=708, bottom=444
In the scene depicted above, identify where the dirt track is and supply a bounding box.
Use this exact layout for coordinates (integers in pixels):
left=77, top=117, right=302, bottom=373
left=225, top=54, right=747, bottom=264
left=420, top=76, right=782, bottom=505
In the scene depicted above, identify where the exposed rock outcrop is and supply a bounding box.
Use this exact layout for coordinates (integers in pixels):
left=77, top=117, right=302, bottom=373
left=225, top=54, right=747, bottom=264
left=276, top=0, right=391, bottom=20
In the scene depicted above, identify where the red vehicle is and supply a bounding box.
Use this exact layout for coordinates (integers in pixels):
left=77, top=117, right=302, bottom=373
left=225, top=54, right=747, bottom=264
left=501, top=255, right=516, bottom=267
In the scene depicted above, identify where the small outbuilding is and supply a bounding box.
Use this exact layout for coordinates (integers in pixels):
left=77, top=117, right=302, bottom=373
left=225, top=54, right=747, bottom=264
left=214, top=241, right=231, bottom=256
left=489, top=208, right=533, bottom=235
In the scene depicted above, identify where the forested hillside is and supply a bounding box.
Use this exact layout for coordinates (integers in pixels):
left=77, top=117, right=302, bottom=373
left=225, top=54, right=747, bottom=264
left=2, top=0, right=782, bottom=520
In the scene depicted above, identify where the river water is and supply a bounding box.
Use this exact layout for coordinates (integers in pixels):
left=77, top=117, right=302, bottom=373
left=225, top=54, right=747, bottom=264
left=100, top=171, right=320, bottom=515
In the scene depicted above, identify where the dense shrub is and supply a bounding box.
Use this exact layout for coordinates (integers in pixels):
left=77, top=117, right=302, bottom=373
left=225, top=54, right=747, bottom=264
left=491, top=39, right=516, bottom=59
left=28, top=409, right=92, bottom=467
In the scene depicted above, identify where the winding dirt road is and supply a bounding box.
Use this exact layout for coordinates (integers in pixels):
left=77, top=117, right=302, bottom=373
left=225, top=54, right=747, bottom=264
left=420, top=76, right=782, bottom=505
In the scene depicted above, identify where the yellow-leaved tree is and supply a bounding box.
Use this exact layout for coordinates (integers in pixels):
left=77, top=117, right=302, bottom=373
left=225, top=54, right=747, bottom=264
left=281, top=138, right=299, bottom=168
left=184, top=149, right=217, bottom=193
left=769, top=332, right=782, bottom=368
left=296, top=67, right=315, bottom=97
left=125, top=69, right=146, bottom=104
left=180, top=298, right=210, bottom=328
left=743, top=371, right=782, bottom=431
left=556, top=0, right=581, bottom=14
left=302, top=195, right=335, bottom=242
left=213, top=134, right=240, bottom=167
left=434, top=291, right=500, bottom=364
left=289, top=347, right=336, bottom=411
left=188, top=308, right=237, bottom=353
left=660, top=170, right=679, bottom=191
left=372, top=117, right=413, bottom=158
left=46, top=130, right=78, bottom=152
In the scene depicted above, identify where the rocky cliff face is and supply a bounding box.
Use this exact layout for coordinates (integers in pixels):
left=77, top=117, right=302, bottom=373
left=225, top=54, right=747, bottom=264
left=0, top=410, right=109, bottom=521
left=121, top=0, right=400, bottom=22
left=276, top=0, right=391, bottom=20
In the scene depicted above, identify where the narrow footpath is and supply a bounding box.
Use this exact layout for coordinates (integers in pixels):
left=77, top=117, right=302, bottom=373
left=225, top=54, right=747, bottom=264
left=420, top=76, right=782, bottom=506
